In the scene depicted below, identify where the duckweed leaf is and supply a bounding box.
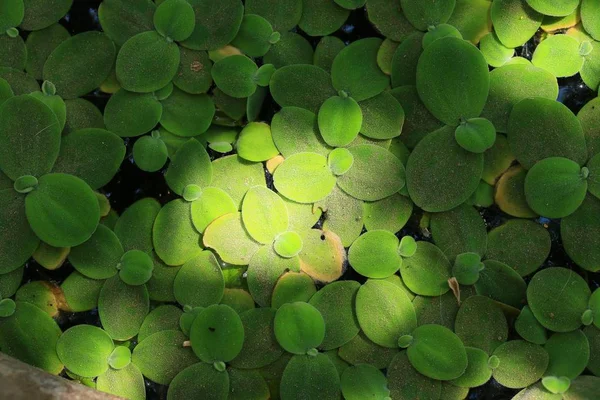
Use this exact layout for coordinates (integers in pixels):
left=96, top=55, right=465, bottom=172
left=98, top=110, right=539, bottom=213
left=524, top=157, right=588, bottom=218
left=318, top=95, right=362, bottom=147
left=0, top=34, right=26, bottom=71
left=210, top=155, right=266, bottom=208
left=366, top=0, right=416, bottom=42
left=244, top=0, right=302, bottom=32
left=314, top=36, right=345, bottom=72
left=0, top=298, right=16, bottom=318
left=492, top=0, right=543, bottom=48
left=544, top=330, right=590, bottom=379
left=331, top=38, right=389, bottom=102
left=358, top=92, right=405, bottom=140
left=133, top=134, right=168, bottom=172
left=455, top=295, right=509, bottom=354
left=487, top=219, right=551, bottom=277
left=230, top=14, right=273, bottom=58
left=582, top=0, right=600, bottom=41
left=165, top=139, right=212, bottom=195
left=263, top=31, right=314, bottom=69
left=542, top=376, right=571, bottom=395
left=475, top=260, right=527, bottom=308
left=508, top=97, right=587, bottom=169
left=338, top=144, right=405, bottom=201
left=113, top=198, right=160, bottom=254
left=98, top=275, right=149, bottom=340
left=52, top=128, right=126, bottom=190
left=400, top=0, right=456, bottom=31
left=211, top=55, right=257, bottom=98
left=273, top=152, right=336, bottom=203
left=355, top=279, right=417, bottom=348
left=26, top=173, right=100, bottom=248
left=174, top=251, right=224, bottom=307
left=118, top=250, right=153, bottom=286
left=527, top=267, right=591, bottom=332
left=0, top=0, right=24, bottom=31
left=43, top=32, right=115, bottom=99
left=272, top=107, right=330, bottom=157
left=160, top=88, right=215, bottom=137
left=274, top=302, right=325, bottom=354
left=153, top=0, right=195, bottom=42
left=0, top=67, right=39, bottom=95
left=132, top=330, right=198, bottom=385
left=341, top=364, right=389, bottom=400
left=57, top=324, right=113, bottom=378
left=68, top=224, right=122, bottom=280
left=229, top=308, right=283, bottom=369
left=204, top=212, right=260, bottom=265
left=190, top=304, right=244, bottom=363
left=104, top=90, right=162, bottom=138
left=491, top=340, right=549, bottom=389
left=167, top=362, right=229, bottom=400
left=327, top=148, right=354, bottom=176
left=63, top=98, right=105, bottom=134
left=274, top=231, right=303, bottom=258
left=298, top=0, right=348, bottom=36
left=173, top=48, right=212, bottom=94
left=108, top=346, right=131, bottom=370
left=430, top=203, right=487, bottom=261
left=271, top=272, right=316, bottom=308
left=298, top=229, right=346, bottom=283
left=138, top=305, right=183, bottom=342
left=450, top=347, right=493, bottom=388
left=236, top=122, right=278, bottom=162
left=532, top=34, right=584, bottom=77
left=181, top=0, right=243, bottom=51
left=188, top=188, right=236, bottom=234
left=422, top=23, right=463, bottom=49
left=390, top=32, right=424, bottom=87
left=0, top=190, right=39, bottom=274
left=399, top=241, right=451, bottom=295
left=363, top=193, right=413, bottom=233
left=455, top=117, right=497, bottom=153
left=98, top=0, right=155, bottom=47
left=416, top=37, right=489, bottom=126
left=20, top=0, right=71, bottom=31
left=153, top=199, right=203, bottom=266
left=387, top=352, right=442, bottom=400
left=495, top=165, right=538, bottom=217
left=349, top=230, right=402, bottom=278
left=562, top=195, right=600, bottom=273
left=270, top=64, right=336, bottom=114
left=515, top=305, right=548, bottom=345
left=525, top=0, right=579, bottom=17
left=96, top=363, right=145, bottom=400
left=453, top=252, right=484, bottom=285
left=116, top=31, right=180, bottom=93
left=406, top=324, right=468, bottom=380
left=0, top=95, right=60, bottom=181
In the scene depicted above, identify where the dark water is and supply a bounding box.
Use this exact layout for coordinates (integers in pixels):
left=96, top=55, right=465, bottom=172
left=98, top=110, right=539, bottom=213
left=18, top=1, right=599, bottom=399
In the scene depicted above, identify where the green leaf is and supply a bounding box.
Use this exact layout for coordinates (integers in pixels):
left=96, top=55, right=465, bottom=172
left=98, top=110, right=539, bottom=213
left=455, top=295, right=509, bottom=354
left=524, top=157, right=588, bottom=218
left=491, top=0, right=543, bottom=48
left=211, top=55, right=258, bottom=98
left=153, top=199, right=203, bottom=266
left=318, top=95, right=363, bottom=147
left=474, top=259, right=527, bottom=308
left=63, top=98, right=105, bottom=135
left=0, top=67, right=40, bottom=95
left=20, top=0, right=71, bottom=31
left=174, top=251, right=224, bottom=307
left=57, top=325, right=113, bottom=378
left=349, top=230, right=402, bottom=278
left=338, top=144, right=406, bottom=201
left=298, top=229, right=346, bottom=283
left=270, top=64, right=337, bottom=114
left=190, top=304, right=244, bottom=362
left=190, top=187, right=237, bottom=234
left=400, top=0, right=456, bottom=30
left=400, top=241, right=451, bottom=296
left=210, top=154, right=266, bottom=208
left=0, top=298, right=15, bottom=317
left=455, top=117, right=497, bottom=153
left=132, top=330, right=198, bottom=385
left=43, top=32, right=116, bottom=99
left=114, top=198, right=160, bottom=254
left=244, top=0, right=302, bottom=32
left=273, top=231, right=303, bottom=258
left=98, top=275, right=149, bottom=340
left=309, top=280, right=361, bottom=351
left=116, top=31, right=180, bottom=93
left=96, top=363, right=146, bottom=400
left=119, top=250, right=154, bottom=286
left=452, top=252, right=484, bottom=285
left=153, top=0, right=195, bottom=42
left=165, top=139, right=212, bottom=195
left=52, top=128, right=126, bottom=190
left=527, top=267, right=591, bottom=332
left=160, top=87, right=215, bottom=137
left=532, top=34, right=584, bottom=77
left=0, top=190, right=39, bottom=274
left=0, top=0, right=23, bottom=32
left=406, top=324, right=468, bottom=381
left=203, top=212, right=261, bottom=265
left=582, top=0, right=600, bottom=41
left=298, top=0, right=348, bottom=36
left=25, top=173, right=100, bottom=247
left=341, top=364, right=390, bottom=400
left=274, top=301, right=325, bottom=354
left=0, top=34, right=26, bottom=71
left=491, top=340, right=549, bottom=389
left=542, top=376, right=571, bottom=395
left=98, top=0, right=156, bottom=47
left=273, top=152, right=336, bottom=203
left=486, top=219, right=551, bottom=277
left=138, top=304, right=182, bottom=342
left=422, top=24, right=463, bottom=49
left=167, top=362, right=230, bottom=400
left=495, top=165, right=538, bottom=218
left=173, top=47, right=212, bottom=94
left=525, top=0, right=579, bottom=17
left=271, top=107, right=331, bottom=158
left=363, top=193, right=413, bottom=234
left=104, top=89, right=162, bottom=138
left=358, top=91, right=405, bottom=140
left=544, top=330, right=590, bottom=379
left=60, top=271, right=103, bottom=312
left=0, top=95, right=60, bottom=181
left=355, top=279, right=417, bottom=348
left=133, top=134, right=168, bottom=172
left=416, top=37, right=489, bottom=125
left=231, top=14, right=274, bottom=58
left=406, top=126, right=484, bottom=212
left=280, top=354, right=341, bottom=400
left=388, top=352, right=441, bottom=398
left=450, top=347, right=493, bottom=388
left=229, top=308, right=283, bottom=369
left=68, top=224, right=122, bottom=279
left=314, top=36, right=345, bottom=72
left=271, top=271, right=316, bottom=309
left=236, top=122, right=278, bottom=162
left=331, top=38, right=389, bottom=102
left=181, top=0, right=243, bottom=51
left=108, top=346, right=132, bottom=370
left=515, top=305, right=548, bottom=345
left=561, top=194, right=600, bottom=273
left=390, top=33, right=424, bottom=88
left=366, top=0, right=416, bottom=42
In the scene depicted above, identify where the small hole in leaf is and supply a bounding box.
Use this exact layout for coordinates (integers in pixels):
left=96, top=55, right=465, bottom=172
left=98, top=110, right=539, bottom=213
left=209, top=327, right=216, bottom=332
left=320, top=234, right=326, bottom=240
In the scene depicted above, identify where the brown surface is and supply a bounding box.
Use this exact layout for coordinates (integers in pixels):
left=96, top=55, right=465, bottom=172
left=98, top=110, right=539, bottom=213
left=0, top=353, right=121, bottom=400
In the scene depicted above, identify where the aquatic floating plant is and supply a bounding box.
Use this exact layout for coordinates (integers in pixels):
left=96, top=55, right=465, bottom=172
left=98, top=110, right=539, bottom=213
left=0, top=0, right=600, bottom=399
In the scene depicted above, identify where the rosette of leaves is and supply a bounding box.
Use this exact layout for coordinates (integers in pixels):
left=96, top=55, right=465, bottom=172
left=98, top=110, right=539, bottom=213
left=0, top=94, right=125, bottom=276
left=204, top=185, right=345, bottom=306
